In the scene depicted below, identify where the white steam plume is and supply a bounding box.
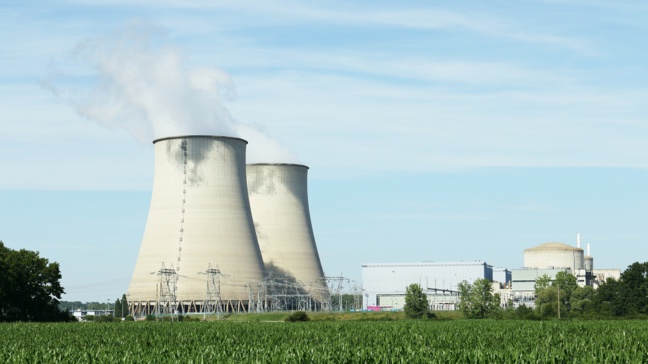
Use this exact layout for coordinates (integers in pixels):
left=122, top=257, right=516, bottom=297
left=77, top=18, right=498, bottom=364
left=44, top=21, right=297, bottom=163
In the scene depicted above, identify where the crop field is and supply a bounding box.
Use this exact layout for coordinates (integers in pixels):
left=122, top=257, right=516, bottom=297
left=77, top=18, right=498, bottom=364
left=1, top=320, right=647, bottom=363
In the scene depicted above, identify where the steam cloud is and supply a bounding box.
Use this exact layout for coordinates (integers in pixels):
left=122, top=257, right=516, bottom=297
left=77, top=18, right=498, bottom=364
left=44, top=21, right=297, bottom=164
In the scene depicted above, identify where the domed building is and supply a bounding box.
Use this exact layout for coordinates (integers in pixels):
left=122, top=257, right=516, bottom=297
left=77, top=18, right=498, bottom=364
left=523, top=242, right=585, bottom=273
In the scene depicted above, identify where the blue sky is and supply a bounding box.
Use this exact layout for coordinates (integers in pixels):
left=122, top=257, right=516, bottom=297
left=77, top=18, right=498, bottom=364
left=1, top=1, right=646, bottom=302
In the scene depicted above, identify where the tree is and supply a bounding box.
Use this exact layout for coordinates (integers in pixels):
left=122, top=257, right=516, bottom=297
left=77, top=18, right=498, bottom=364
left=593, top=277, right=623, bottom=316
left=570, top=286, right=596, bottom=317
left=114, top=298, right=122, bottom=318
left=458, top=279, right=501, bottom=319
left=0, top=241, right=70, bottom=322
left=113, top=294, right=129, bottom=318
left=403, top=283, right=430, bottom=319
left=121, top=294, right=129, bottom=318
left=619, top=262, right=648, bottom=316
left=534, top=274, right=552, bottom=294
left=534, top=271, right=578, bottom=318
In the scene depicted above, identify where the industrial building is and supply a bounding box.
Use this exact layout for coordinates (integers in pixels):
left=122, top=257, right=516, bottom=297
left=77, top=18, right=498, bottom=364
left=506, top=240, right=593, bottom=308
left=362, top=261, right=499, bottom=311
left=128, top=136, right=328, bottom=316
left=505, top=235, right=620, bottom=307
left=493, top=267, right=512, bottom=287
left=514, top=238, right=594, bottom=290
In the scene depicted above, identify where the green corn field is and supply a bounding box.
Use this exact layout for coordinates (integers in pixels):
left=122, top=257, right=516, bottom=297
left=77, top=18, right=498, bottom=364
left=1, top=320, right=647, bottom=363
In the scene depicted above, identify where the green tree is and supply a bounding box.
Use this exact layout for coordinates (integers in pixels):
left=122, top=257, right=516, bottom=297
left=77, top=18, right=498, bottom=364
left=593, top=277, right=623, bottom=316
left=120, top=294, right=129, bottom=318
left=554, top=271, right=578, bottom=312
left=0, top=241, right=70, bottom=322
left=114, top=298, right=122, bottom=318
left=113, top=294, right=129, bottom=318
left=534, top=274, right=552, bottom=294
left=403, top=283, right=430, bottom=319
left=570, top=286, right=596, bottom=317
left=619, top=262, right=648, bottom=316
left=458, top=279, right=501, bottom=319
left=534, top=271, right=578, bottom=318
left=535, top=286, right=558, bottom=317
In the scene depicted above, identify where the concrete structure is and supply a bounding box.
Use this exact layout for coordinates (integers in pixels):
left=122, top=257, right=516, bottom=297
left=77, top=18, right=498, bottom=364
left=524, top=242, right=585, bottom=272
left=493, top=267, right=512, bottom=287
left=593, top=269, right=622, bottom=286
left=362, top=261, right=493, bottom=311
left=509, top=237, right=606, bottom=307
left=246, top=163, right=328, bottom=303
left=506, top=267, right=572, bottom=308
left=511, top=268, right=571, bottom=292
left=523, top=241, right=596, bottom=287
left=128, top=136, right=266, bottom=315
left=584, top=256, right=594, bottom=272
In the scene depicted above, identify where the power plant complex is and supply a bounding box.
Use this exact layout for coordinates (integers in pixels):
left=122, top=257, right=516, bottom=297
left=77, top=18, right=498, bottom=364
left=128, top=136, right=328, bottom=316
left=361, top=234, right=620, bottom=311
left=126, top=136, right=619, bottom=316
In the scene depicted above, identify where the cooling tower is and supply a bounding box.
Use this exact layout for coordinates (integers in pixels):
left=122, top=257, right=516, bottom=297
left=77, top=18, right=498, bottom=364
left=128, top=136, right=266, bottom=314
left=246, top=164, right=328, bottom=303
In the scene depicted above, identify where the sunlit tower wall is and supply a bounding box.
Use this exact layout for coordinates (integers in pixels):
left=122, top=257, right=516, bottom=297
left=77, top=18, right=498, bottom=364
left=128, top=136, right=266, bottom=315
left=246, top=164, right=329, bottom=304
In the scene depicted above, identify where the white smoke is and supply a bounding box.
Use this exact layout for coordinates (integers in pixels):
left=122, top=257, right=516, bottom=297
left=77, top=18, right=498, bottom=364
left=44, top=21, right=297, bottom=163
left=236, top=124, right=300, bottom=164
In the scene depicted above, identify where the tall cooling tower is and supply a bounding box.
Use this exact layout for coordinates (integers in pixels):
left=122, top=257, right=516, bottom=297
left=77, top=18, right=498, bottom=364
left=129, top=136, right=266, bottom=314
left=246, top=164, right=328, bottom=303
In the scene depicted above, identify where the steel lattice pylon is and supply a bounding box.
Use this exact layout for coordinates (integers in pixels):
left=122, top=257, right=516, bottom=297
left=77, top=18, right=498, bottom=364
left=204, top=264, right=224, bottom=319
left=157, top=263, right=178, bottom=321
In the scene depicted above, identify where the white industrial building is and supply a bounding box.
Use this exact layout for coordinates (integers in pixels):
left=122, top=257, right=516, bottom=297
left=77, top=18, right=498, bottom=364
left=362, top=261, right=497, bottom=311
left=493, top=267, right=512, bottom=287
left=505, top=235, right=620, bottom=307
left=514, top=239, right=595, bottom=290
left=592, top=268, right=621, bottom=285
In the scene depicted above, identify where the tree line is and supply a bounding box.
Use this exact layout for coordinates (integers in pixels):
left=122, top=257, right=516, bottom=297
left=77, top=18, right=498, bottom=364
left=404, top=261, right=648, bottom=320
left=60, top=294, right=130, bottom=318
left=532, top=262, right=648, bottom=319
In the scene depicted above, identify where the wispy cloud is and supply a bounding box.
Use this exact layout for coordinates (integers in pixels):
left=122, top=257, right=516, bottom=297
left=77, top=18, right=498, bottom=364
left=57, top=0, right=589, bottom=51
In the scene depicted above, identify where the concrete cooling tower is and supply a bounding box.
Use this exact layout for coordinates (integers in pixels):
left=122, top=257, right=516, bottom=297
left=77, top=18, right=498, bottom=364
left=246, top=164, right=329, bottom=304
left=128, top=136, right=266, bottom=315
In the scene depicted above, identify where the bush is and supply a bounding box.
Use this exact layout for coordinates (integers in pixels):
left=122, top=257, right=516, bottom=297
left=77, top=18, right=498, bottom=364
left=285, top=311, right=310, bottom=322
left=124, top=315, right=135, bottom=321
left=95, top=314, right=119, bottom=323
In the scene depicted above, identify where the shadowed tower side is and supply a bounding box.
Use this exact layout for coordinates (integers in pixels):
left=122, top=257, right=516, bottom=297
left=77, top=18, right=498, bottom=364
left=246, top=163, right=329, bottom=303
left=128, top=136, right=266, bottom=315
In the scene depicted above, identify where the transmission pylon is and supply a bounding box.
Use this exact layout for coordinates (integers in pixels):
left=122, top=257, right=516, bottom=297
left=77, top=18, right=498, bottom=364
left=323, top=274, right=348, bottom=312
left=157, top=263, right=178, bottom=321
left=204, top=264, right=224, bottom=319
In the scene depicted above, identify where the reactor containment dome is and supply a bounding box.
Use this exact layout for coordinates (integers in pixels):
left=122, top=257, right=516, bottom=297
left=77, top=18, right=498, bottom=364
left=523, top=242, right=584, bottom=273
